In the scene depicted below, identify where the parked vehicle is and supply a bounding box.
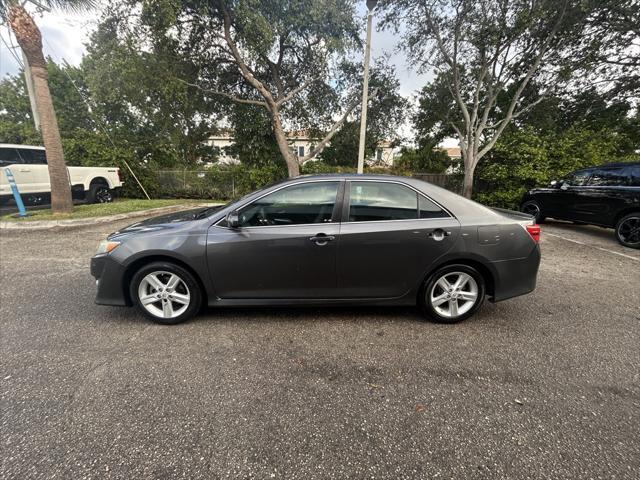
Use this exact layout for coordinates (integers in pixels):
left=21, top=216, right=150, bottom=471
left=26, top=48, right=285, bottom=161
left=520, top=162, right=640, bottom=249
left=91, top=174, right=541, bottom=325
left=0, top=144, right=123, bottom=205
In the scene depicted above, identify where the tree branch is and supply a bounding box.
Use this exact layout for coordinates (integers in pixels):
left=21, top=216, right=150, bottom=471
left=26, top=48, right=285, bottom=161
left=176, top=78, right=268, bottom=107
left=276, top=77, right=320, bottom=106
left=301, top=88, right=379, bottom=162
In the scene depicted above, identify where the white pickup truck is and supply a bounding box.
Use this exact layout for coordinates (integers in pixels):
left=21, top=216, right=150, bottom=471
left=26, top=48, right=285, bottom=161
left=0, top=144, right=123, bottom=205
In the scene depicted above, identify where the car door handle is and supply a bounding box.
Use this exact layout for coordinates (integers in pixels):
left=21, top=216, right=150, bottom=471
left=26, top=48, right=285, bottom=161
left=19, top=168, right=31, bottom=172
left=428, top=229, right=451, bottom=241
left=309, top=234, right=335, bottom=245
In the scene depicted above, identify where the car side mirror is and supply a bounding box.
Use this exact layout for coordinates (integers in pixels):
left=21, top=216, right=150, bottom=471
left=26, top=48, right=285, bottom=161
left=226, top=212, right=240, bottom=228
left=560, top=183, right=569, bottom=191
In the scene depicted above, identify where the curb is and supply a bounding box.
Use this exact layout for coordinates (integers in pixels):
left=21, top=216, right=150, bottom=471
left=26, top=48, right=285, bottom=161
left=0, top=203, right=221, bottom=231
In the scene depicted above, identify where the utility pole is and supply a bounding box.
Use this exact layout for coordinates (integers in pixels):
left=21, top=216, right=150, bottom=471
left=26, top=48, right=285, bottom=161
left=357, top=0, right=377, bottom=174
left=22, top=51, right=40, bottom=131
left=17, top=1, right=51, bottom=130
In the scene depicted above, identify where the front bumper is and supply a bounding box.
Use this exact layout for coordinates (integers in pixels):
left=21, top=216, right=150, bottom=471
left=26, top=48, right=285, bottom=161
left=90, top=254, right=130, bottom=306
left=490, top=244, right=541, bottom=302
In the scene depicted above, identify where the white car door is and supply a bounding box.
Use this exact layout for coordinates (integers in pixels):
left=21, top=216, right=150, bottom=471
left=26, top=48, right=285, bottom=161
left=0, top=146, right=37, bottom=194
left=15, top=148, right=50, bottom=194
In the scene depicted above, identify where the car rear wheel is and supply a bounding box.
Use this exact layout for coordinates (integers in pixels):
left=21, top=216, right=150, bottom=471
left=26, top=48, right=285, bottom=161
left=130, top=262, right=202, bottom=324
left=420, top=265, right=485, bottom=324
left=88, top=183, right=113, bottom=204
left=615, top=213, right=640, bottom=249
left=521, top=200, right=545, bottom=224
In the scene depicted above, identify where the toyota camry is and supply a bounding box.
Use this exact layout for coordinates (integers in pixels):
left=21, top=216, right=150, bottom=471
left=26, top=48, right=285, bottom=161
left=91, top=174, right=541, bottom=324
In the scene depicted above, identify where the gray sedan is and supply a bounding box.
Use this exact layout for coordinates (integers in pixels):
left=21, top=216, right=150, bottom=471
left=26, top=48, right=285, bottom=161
left=90, top=174, right=541, bottom=324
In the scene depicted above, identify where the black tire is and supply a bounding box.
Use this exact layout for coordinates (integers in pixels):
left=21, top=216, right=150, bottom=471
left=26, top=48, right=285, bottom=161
left=130, top=261, right=202, bottom=325
left=521, top=200, right=545, bottom=224
left=419, top=264, right=486, bottom=324
left=615, top=212, right=640, bottom=249
left=87, top=183, right=113, bottom=204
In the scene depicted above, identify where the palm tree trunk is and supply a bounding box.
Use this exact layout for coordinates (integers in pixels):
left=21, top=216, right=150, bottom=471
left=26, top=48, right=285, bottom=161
left=8, top=4, right=73, bottom=214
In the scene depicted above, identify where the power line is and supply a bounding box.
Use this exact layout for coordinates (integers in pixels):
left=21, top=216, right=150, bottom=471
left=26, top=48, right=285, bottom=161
left=0, top=30, right=25, bottom=70
left=38, top=35, right=151, bottom=199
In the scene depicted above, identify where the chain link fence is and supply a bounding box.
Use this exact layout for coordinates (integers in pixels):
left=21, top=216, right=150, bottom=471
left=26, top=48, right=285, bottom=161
left=156, top=169, right=240, bottom=200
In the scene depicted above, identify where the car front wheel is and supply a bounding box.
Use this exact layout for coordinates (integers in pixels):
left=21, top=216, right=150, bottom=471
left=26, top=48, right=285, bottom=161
left=130, top=262, right=202, bottom=324
left=615, top=213, right=640, bottom=249
left=420, top=265, right=486, bottom=323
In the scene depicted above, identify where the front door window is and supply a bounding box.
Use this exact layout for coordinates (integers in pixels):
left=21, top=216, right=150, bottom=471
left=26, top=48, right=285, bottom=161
left=238, top=181, right=339, bottom=227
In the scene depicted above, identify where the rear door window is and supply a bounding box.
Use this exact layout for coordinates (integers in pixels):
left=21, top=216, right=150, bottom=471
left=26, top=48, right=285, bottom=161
left=588, top=168, right=627, bottom=186
left=348, top=181, right=449, bottom=222
left=13, top=149, right=34, bottom=164
left=349, top=182, right=417, bottom=222
left=31, top=150, right=47, bottom=164
left=0, top=147, right=20, bottom=167
left=419, top=195, right=449, bottom=219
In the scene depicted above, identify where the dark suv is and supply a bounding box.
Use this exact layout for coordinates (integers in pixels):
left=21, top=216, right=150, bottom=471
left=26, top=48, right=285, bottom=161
left=520, top=162, right=640, bottom=249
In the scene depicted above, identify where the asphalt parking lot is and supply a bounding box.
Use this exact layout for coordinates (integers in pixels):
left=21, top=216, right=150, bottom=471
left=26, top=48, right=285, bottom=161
left=1, top=218, right=638, bottom=479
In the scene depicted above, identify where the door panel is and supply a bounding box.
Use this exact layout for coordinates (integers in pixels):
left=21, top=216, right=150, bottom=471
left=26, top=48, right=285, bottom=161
left=28, top=149, right=51, bottom=194
left=546, top=170, right=592, bottom=220
left=570, top=168, right=630, bottom=225
left=336, top=180, right=459, bottom=298
left=206, top=180, right=342, bottom=299
left=337, top=219, right=460, bottom=298
left=207, top=224, right=340, bottom=298
left=0, top=147, right=35, bottom=193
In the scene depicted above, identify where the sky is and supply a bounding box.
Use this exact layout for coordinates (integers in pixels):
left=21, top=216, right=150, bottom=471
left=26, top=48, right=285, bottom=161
left=0, top=2, right=456, bottom=146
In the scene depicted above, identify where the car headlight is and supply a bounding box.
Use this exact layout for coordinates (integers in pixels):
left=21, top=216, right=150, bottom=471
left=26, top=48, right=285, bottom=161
left=96, top=240, right=121, bottom=255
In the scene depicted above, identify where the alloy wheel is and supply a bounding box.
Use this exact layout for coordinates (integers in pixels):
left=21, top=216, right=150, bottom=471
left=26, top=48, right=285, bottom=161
left=429, top=271, right=479, bottom=319
left=522, top=202, right=540, bottom=220
left=137, top=271, right=191, bottom=319
left=618, top=216, right=640, bottom=246
left=96, top=187, right=113, bottom=203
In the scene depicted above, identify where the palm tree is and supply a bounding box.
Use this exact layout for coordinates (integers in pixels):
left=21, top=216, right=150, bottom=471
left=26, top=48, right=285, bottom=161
left=1, top=0, right=95, bottom=214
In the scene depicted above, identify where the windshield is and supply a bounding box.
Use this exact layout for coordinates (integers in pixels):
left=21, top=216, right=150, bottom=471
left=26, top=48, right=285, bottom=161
left=194, top=183, right=278, bottom=219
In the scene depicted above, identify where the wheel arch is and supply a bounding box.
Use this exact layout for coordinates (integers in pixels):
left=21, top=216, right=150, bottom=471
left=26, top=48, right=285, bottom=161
left=89, top=176, right=111, bottom=189
left=419, top=257, right=496, bottom=301
left=122, top=254, right=209, bottom=306
left=613, top=207, right=640, bottom=227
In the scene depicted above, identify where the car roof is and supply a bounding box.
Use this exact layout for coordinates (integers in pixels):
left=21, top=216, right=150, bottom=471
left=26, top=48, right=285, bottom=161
left=599, top=161, right=640, bottom=168
left=0, top=144, right=45, bottom=150
left=577, top=162, right=640, bottom=170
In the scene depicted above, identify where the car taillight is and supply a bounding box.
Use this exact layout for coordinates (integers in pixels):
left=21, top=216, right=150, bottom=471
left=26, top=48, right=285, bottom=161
left=526, top=224, right=541, bottom=243
left=117, top=168, right=123, bottom=182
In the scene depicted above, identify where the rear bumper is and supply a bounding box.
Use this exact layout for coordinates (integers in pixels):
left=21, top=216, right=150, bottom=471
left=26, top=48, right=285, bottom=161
left=490, top=245, right=541, bottom=302
left=90, top=254, right=130, bottom=306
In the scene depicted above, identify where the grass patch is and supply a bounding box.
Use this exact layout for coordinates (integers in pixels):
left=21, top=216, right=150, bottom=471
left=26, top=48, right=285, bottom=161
left=1, top=199, right=208, bottom=222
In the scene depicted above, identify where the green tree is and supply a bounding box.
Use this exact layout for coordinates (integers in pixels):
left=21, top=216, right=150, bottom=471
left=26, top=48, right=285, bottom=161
left=83, top=1, right=220, bottom=169
left=1, top=0, right=97, bottom=213
left=380, top=0, right=589, bottom=198
left=475, top=126, right=639, bottom=208
left=175, top=0, right=363, bottom=177
left=320, top=61, right=408, bottom=167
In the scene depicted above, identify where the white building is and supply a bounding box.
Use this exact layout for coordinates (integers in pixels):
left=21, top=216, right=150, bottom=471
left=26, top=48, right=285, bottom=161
left=207, top=130, right=397, bottom=166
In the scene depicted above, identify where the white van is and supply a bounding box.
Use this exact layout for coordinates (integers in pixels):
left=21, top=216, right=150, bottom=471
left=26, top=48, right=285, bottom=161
left=0, top=144, right=123, bottom=205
